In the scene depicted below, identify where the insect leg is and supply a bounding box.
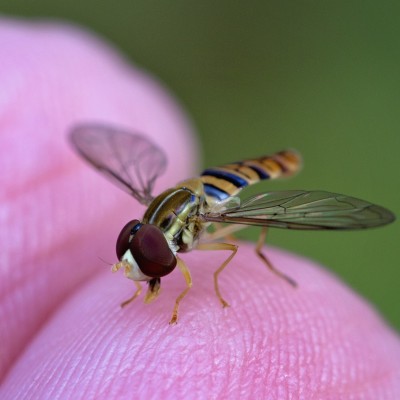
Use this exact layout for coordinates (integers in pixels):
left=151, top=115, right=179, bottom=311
left=144, top=278, right=161, bottom=304
left=196, top=242, right=238, bottom=308
left=170, top=256, right=193, bottom=324
left=120, top=281, right=142, bottom=308
left=256, top=227, right=297, bottom=287
left=202, top=223, right=245, bottom=242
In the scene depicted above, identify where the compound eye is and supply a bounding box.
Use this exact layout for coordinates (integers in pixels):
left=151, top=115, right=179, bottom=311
left=130, top=224, right=177, bottom=278
left=116, top=219, right=141, bottom=260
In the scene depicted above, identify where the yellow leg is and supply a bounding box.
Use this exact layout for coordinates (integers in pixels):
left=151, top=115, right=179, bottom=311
left=170, top=256, right=193, bottom=324
left=120, top=281, right=143, bottom=308
left=203, top=223, right=245, bottom=242
left=256, top=227, right=297, bottom=287
left=111, top=261, right=143, bottom=307
left=196, top=242, right=238, bottom=308
left=144, top=278, right=161, bottom=304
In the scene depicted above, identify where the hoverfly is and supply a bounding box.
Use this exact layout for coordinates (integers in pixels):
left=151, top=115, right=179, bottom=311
left=69, top=124, right=395, bottom=324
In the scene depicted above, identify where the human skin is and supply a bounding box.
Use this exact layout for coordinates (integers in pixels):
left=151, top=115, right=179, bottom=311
left=1, top=20, right=400, bottom=400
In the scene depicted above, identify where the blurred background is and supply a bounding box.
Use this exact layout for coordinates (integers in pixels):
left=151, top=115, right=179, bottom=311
left=2, top=1, right=399, bottom=329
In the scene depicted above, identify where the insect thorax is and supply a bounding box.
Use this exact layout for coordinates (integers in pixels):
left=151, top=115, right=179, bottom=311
left=142, top=179, right=207, bottom=253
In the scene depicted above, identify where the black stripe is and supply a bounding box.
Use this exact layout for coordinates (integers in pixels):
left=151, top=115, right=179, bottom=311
left=244, top=163, right=270, bottom=179
left=201, top=169, right=248, bottom=188
left=203, top=183, right=230, bottom=201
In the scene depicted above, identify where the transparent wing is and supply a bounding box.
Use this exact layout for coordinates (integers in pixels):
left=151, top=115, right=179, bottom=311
left=69, top=124, right=167, bottom=205
left=203, top=190, right=395, bottom=230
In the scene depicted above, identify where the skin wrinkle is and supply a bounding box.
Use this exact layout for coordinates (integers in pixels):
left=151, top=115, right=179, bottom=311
left=295, top=296, right=332, bottom=389
left=246, top=310, right=273, bottom=396
left=118, top=320, right=154, bottom=376
left=265, top=289, right=337, bottom=395
left=206, top=319, right=227, bottom=395
left=293, top=303, right=317, bottom=392
left=238, top=312, right=255, bottom=394
left=278, top=335, right=292, bottom=399
left=15, top=340, right=55, bottom=396
left=312, top=325, right=345, bottom=389
left=223, top=328, right=244, bottom=395
left=45, top=354, right=73, bottom=400
left=25, top=280, right=126, bottom=397
left=88, top=304, right=155, bottom=396
left=214, top=313, right=236, bottom=392
left=0, top=233, right=107, bottom=378
left=1, top=171, right=110, bottom=290
left=27, top=306, right=94, bottom=396
left=295, top=339, right=308, bottom=400
left=253, top=335, right=271, bottom=394
left=82, top=350, right=112, bottom=400
left=257, top=280, right=296, bottom=396
left=132, top=316, right=186, bottom=392
left=71, top=320, right=115, bottom=399
left=28, top=320, right=73, bottom=384
left=309, top=322, right=329, bottom=391
left=3, top=156, right=68, bottom=204
left=100, top=346, right=126, bottom=399
left=331, top=321, right=395, bottom=394
left=288, top=337, right=302, bottom=397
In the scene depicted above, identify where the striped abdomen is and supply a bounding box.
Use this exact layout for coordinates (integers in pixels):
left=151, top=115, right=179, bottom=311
left=200, top=149, right=302, bottom=201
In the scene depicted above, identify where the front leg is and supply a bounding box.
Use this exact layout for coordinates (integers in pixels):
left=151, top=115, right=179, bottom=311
left=144, top=278, right=161, bottom=304
left=170, top=256, right=193, bottom=324
left=120, top=281, right=142, bottom=307
left=112, top=261, right=143, bottom=307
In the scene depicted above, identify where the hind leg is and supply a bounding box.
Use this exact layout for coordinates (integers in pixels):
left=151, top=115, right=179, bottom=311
left=255, top=227, right=297, bottom=287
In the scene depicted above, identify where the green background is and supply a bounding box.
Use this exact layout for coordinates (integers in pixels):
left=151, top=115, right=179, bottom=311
left=3, top=1, right=399, bottom=329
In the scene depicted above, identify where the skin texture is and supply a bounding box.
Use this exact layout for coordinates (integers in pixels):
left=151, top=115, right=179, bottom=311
left=1, top=19, right=400, bottom=400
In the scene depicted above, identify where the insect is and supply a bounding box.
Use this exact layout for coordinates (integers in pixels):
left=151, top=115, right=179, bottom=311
left=69, top=124, right=395, bottom=324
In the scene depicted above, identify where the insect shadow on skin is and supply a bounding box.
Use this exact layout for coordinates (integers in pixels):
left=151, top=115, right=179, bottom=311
left=69, top=124, right=395, bottom=324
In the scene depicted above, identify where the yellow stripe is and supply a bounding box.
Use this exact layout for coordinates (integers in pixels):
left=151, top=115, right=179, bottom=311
left=217, top=165, right=260, bottom=183
left=200, top=176, right=239, bottom=196
left=258, top=159, right=283, bottom=178
left=208, top=165, right=250, bottom=182
left=233, top=165, right=260, bottom=182
left=277, top=150, right=302, bottom=172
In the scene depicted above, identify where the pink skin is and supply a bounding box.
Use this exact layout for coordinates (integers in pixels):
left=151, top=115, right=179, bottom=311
left=1, top=20, right=400, bottom=400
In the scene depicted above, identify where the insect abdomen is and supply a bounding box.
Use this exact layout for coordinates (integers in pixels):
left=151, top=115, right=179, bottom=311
left=200, top=149, right=302, bottom=201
